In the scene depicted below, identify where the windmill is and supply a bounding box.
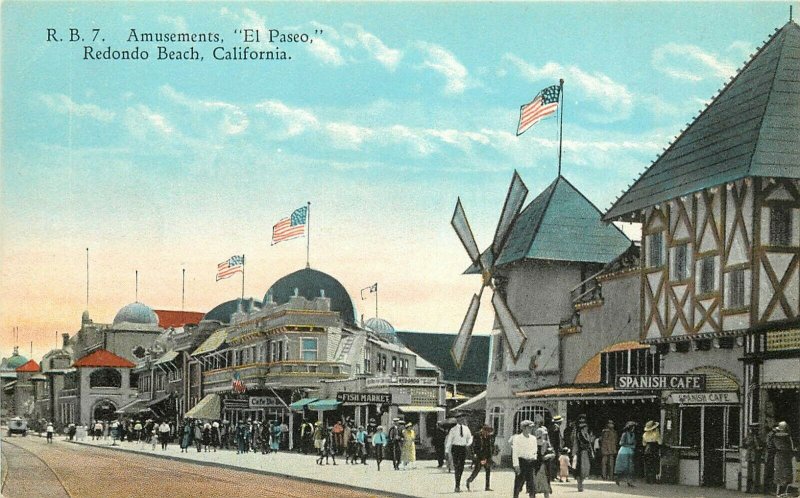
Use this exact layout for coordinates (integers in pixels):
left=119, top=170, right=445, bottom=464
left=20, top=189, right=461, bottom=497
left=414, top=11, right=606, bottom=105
left=451, top=171, right=529, bottom=368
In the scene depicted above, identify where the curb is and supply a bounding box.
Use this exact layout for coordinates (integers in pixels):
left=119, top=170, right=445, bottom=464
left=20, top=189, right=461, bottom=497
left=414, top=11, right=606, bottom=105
left=71, top=441, right=418, bottom=498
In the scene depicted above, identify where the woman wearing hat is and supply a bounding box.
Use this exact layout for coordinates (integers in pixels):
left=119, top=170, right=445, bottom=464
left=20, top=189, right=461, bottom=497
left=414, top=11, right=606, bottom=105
left=466, top=425, right=496, bottom=491
left=642, top=420, right=661, bottom=484
left=401, top=422, right=416, bottom=469
left=773, top=421, right=796, bottom=496
left=614, top=421, right=636, bottom=487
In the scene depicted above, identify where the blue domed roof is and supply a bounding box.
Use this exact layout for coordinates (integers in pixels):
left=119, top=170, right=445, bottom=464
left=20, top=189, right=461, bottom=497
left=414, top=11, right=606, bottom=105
left=3, top=349, right=28, bottom=370
left=365, top=317, right=395, bottom=334
left=264, top=268, right=356, bottom=324
left=113, top=302, right=158, bottom=326
left=203, top=297, right=262, bottom=324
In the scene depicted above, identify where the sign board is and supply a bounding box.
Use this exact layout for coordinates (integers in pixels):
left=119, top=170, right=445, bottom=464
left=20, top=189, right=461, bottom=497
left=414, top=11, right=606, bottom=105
left=249, top=396, right=281, bottom=408
left=615, top=374, right=706, bottom=391
left=336, top=392, right=392, bottom=404
left=668, top=392, right=739, bottom=405
left=223, top=398, right=249, bottom=409
left=365, top=376, right=438, bottom=387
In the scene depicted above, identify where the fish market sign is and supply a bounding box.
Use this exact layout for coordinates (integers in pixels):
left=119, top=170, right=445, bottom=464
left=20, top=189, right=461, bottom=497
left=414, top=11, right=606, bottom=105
left=615, top=374, right=705, bottom=391
left=336, top=392, right=392, bottom=404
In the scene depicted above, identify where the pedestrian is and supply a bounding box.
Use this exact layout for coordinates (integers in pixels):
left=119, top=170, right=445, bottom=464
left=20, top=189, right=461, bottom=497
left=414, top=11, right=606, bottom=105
left=600, top=420, right=618, bottom=480
left=180, top=420, right=192, bottom=452
left=332, top=420, right=345, bottom=455
left=534, top=418, right=554, bottom=498
left=571, top=414, right=594, bottom=492
left=346, top=424, right=359, bottom=464
left=280, top=420, right=289, bottom=451
left=355, top=425, right=367, bottom=465
left=300, top=419, right=313, bottom=454
left=432, top=421, right=447, bottom=468
left=202, top=421, right=212, bottom=452
left=111, top=420, right=119, bottom=446
left=642, top=420, right=661, bottom=484
left=773, top=421, right=795, bottom=496
left=372, top=425, right=388, bottom=471
left=236, top=421, right=249, bottom=455
left=342, top=421, right=352, bottom=458
left=211, top=421, right=220, bottom=452
left=93, top=420, right=103, bottom=440
left=510, top=420, right=537, bottom=498
left=260, top=422, right=271, bottom=455
left=193, top=420, right=203, bottom=452
left=388, top=418, right=405, bottom=471
left=313, top=421, right=324, bottom=456
left=68, top=423, right=76, bottom=441
left=46, top=422, right=54, bottom=443
left=150, top=425, right=157, bottom=450
left=401, top=422, right=416, bottom=469
left=744, top=422, right=763, bottom=493
left=558, top=448, right=571, bottom=483
left=133, top=420, right=143, bottom=443
left=365, top=418, right=377, bottom=464
left=764, top=423, right=779, bottom=493
left=446, top=413, right=473, bottom=492
left=271, top=420, right=282, bottom=453
left=159, top=420, right=171, bottom=451
left=465, top=425, right=495, bottom=491
left=614, top=421, right=637, bottom=487
left=316, top=426, right=337, bottom=465
left=548, top=415, right=563, bottom=482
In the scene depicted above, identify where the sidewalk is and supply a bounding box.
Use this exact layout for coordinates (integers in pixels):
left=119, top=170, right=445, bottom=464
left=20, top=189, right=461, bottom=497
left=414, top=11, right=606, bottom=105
left=73, top=438, right=754, bottom=497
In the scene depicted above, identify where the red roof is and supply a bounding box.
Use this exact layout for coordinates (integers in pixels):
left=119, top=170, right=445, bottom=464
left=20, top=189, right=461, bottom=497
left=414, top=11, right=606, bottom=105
left=73, top=349, right=135, bottom=368
left=154, top=310, right=204, bottom=329
left=15, top=359, right=40, bottom=373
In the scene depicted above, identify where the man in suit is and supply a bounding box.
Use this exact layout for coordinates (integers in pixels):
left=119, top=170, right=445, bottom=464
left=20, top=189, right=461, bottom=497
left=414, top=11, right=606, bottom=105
left=446, top=413, right=474, bottom=492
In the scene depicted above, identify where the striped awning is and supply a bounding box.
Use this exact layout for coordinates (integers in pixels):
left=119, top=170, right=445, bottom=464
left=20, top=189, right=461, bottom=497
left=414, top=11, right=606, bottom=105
left=192, top=329, right=228, bottom=356
left=184, top=394, right=221, bottom=420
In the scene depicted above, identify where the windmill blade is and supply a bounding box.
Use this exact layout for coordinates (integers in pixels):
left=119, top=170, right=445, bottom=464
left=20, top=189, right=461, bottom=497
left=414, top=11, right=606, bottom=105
left=451, top=198, right=482, bottom=267
left=491, top=291, right=527, bottom=361
left=491, top=171, right=528, bottom=258
left=451, top=287, right=484, bottom=368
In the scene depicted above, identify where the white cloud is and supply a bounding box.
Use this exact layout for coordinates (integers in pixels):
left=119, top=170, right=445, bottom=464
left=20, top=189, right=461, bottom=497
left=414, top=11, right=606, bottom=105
left=417, top=43, right=469, bottom=94
left=306, top=21, right=345, bottom=66
left=345, top=24, right=402, bottom=71
left=39, top=94, right=115, bottom=122
left=652, top=43, right=736, bottom=82
left=255, top=100, right=319, bottom=136
left=503, top=54, right=634, bottom=119
left=158, top=15, right=188, bottom=32
left=160, top=85, right=249, bottom=135
left=124, top=105, right=174, bottom=139
left=325, top=122, right=374, bottom=149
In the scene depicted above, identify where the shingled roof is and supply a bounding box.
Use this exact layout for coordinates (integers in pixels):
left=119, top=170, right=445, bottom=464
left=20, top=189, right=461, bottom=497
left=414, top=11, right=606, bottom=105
left=396, top=331, right=491, bottom=384
left=469, top=176, right=630, bottom=272
left=605, top=21, right=800, bottom=221
left=73, top=349, right=135, bottom=368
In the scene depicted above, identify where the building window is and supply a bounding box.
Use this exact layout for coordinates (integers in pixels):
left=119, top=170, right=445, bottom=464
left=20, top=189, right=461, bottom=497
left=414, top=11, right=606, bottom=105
left=391, top=357, right=397, bottom=374
left=89, top=368, right=121, bottom=388
left=364, top=347, right=372, bottom=374
left=301, top=338, right=318, bottom=361
left=513, top=405, right=550, bottom=433
left=699, top=257, right=715, bottom=294
left=728, top=269, right=745, bottom=308
left=488, top=406, right=505, bottom=437
left=649, top=232, right=663, bottom=267
left=600, top=348, right=660, bottom=384
left=769, top=205, right=792, bottom=246
left=673, top=243, right=688, bottom=280
left=680, top=406, right=701, bottom=447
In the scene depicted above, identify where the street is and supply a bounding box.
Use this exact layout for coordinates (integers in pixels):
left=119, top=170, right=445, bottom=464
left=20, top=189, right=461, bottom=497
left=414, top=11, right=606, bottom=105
left=0, top=436, right=385, bottom=498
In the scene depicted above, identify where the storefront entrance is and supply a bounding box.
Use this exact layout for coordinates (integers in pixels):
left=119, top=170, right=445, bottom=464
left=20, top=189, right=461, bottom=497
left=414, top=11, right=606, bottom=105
left=678, top=404, right=739, bottom=487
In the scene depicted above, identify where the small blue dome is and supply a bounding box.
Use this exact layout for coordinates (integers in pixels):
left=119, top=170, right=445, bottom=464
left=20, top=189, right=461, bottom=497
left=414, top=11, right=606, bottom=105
left=113, top=302, right=158, bottom=326
left=365, top=317, right=395, bottom=334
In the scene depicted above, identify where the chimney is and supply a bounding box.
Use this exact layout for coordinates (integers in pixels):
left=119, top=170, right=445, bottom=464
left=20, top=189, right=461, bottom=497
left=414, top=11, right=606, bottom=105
left=294, top=287, right=299, bottom=297
left=62, top=333, right=70, bottom=349
left=320, top=289, right=325, bottom=298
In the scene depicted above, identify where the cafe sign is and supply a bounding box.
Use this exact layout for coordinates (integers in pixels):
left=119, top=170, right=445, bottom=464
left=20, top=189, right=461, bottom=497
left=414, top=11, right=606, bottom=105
left=249, top=396, right=281, bottom=408
left=336, top=392, right=392, bottom=404
left=615, top=374, right=706, bottom=391
left=668, top=392, right=738, bottom=404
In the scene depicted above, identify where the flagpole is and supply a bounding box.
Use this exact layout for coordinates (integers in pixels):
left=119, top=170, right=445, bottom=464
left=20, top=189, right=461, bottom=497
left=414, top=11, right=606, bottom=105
left=558, top=78, right=565, bottom=177
left=375, top=283, right=379, bottom=319
left=182, top=268, right=186, bottom=311
left=306, top=201, right=311, bottom=269
left=241, top=254, right=245, bottom=301
left=86, top=248, right=89, bottom=312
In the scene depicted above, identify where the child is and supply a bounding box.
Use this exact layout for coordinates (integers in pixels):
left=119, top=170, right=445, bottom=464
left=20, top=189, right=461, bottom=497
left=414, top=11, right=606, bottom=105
left=559, top=447, right=571, bottom=482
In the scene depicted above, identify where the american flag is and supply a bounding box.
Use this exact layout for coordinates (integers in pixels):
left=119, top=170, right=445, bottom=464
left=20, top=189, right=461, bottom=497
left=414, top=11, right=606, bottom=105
left=216, top=255, right=244, bottom=281
left=232, top=372, right=246, bottom=393
left=516, top=84, right=561, bottom=136
left=272, top=206, right=307, bottom=245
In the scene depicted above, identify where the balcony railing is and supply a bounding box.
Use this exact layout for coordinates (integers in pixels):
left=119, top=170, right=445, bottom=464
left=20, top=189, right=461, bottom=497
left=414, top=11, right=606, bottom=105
left=203, top=361, right=351, bottom=386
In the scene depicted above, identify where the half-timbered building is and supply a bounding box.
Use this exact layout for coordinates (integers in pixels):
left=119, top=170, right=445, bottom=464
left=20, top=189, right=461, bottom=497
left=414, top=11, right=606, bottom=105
left=605, top=20, right=800, bottom=490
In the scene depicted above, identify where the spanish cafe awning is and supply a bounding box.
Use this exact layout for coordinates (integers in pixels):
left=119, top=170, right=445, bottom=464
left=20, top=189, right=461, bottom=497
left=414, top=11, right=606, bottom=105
left=289, top=398, right=319, bottom=411
left=307, top=399, right=341, bottom=411
left=184, top=393, right=221, bottom=420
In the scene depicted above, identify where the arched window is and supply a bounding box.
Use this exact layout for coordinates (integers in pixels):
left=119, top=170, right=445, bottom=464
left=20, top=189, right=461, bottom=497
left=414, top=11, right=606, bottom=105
left=89, top=368, right=122, bottom=388
left=488, top=405, right=505, bottom=437
left=513, top=405, right=550, bottom=433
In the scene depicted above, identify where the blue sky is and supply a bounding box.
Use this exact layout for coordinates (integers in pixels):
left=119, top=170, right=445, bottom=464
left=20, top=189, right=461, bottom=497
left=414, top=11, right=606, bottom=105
left=0, top=1, right=791, bottom=359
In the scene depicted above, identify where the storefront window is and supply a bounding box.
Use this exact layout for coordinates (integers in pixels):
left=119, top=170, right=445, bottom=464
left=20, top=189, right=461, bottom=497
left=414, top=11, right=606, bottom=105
left=489, top=406, right=505, bottom=437
left=727, top=406, right=740, bottom=448
left=301, top=338, right=318, bottom=361
left=513, top=405, right=549, bottom=433
left=679, top=406, right=701, bottom=447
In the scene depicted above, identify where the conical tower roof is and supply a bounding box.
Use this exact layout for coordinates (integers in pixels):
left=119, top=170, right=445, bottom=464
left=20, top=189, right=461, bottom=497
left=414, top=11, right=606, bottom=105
left=606, top=21, right=800, bottom=221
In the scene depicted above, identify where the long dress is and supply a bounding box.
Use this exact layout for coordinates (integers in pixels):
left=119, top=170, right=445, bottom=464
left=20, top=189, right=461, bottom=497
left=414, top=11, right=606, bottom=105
left=614, top=430, right=635, bottom=477
left=401, top=428, right=416, bottom=464
left=534, top=427, right=553, bottom=494
left=180, top=424, right=192, bottom=449
left=773, top=430, right=795, bottom=487
left=271, top=424, right=282, bottom=451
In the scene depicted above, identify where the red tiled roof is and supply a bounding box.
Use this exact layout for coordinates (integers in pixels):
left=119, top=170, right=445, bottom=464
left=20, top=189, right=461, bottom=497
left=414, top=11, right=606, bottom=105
left=73, top=349, right=135, bottom=368
left=154, top=310, right=204, bottom=329
left=15, top=359, right=40, bottom=373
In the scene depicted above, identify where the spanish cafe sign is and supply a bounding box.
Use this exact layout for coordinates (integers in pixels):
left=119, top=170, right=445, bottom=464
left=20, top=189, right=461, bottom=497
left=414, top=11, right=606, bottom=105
left=615, top=374, right=706, bottom=391
left=336, top=392, right=392, bottom=405
left=668, top=392, right=739, bottom=404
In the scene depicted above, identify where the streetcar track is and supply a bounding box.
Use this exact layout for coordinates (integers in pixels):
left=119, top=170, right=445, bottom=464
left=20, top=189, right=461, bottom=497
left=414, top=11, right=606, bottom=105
left=1, top=437, right=74, bottom=498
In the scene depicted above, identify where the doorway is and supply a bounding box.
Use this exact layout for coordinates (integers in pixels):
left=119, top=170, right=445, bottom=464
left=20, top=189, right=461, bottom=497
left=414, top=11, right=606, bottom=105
left=703, top=406, right=725, bottom=487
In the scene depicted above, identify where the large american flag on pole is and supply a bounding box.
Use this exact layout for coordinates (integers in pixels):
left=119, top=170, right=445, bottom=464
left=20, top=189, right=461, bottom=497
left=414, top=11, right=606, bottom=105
left=216, top=255, right=244, bottom=281
left=516, top=84, right=561, bottom=136
left=272, top=206, right=307, bottom=245
left=231, top=372, right=246, bottom=393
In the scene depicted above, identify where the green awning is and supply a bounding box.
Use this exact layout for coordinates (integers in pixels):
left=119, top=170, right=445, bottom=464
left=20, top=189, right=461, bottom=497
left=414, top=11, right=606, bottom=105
left=289, top=398, right=319, bottom=411
left=184, top=393, right=220, bottom=420
left=307, top=399, right=341, bottom=411
left=192, top=329, right=228, bottom=356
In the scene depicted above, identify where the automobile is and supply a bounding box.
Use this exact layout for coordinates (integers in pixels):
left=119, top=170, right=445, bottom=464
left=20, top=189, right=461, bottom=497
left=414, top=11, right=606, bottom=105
left=7, top=416, right=27, bottom=436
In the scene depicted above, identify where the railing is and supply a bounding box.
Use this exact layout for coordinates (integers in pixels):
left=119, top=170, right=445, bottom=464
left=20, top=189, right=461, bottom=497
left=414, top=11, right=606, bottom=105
left=570, top=269, right=604, bottom=305
left=202, top=361, right=351, bottom=385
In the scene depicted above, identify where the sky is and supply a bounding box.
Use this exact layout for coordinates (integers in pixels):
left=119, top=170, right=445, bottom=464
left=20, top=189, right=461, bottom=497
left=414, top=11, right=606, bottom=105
left=0, top=1, right=792, bottom=361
